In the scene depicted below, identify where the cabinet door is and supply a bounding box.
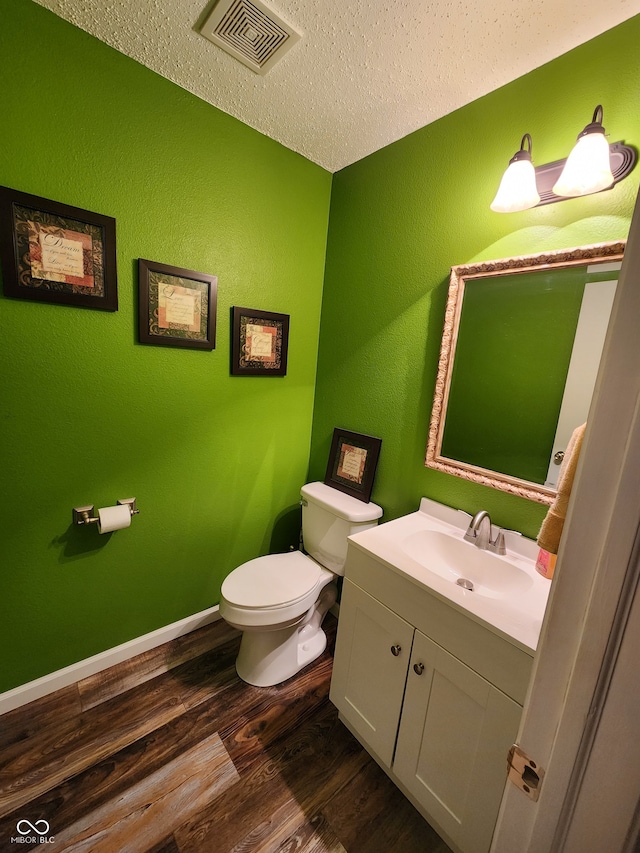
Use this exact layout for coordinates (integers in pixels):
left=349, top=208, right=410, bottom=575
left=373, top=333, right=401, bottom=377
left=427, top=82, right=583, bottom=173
left=394, top=630, right=521, bottom=853
left=330, top=579, right=414, bottom=766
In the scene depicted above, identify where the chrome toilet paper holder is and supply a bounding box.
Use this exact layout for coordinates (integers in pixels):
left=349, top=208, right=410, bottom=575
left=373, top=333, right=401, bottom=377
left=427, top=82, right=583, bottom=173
left=73, top=498, right=140, bottom=526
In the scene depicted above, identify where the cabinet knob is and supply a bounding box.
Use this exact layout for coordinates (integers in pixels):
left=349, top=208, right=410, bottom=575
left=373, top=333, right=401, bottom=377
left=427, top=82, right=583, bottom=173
left=390, top=644, right=402, bottom=656
left=413, top=662, right=425, bottom=675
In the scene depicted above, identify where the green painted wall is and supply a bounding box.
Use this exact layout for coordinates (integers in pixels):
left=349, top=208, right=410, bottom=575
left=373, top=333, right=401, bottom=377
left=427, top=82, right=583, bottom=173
left=0, top=0, right=331, bottom=692
left=309, top=15, right=640, bottom=539
left=2, top=2, right=640, bottom=696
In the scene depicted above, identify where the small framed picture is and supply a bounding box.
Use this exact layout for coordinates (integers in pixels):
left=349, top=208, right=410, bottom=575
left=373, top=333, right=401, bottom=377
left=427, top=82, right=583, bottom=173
left=231, top=306, right=290, bottom=376
left=138, top=258, right=218, bottom=350
left=0, top=185, right=117, bottom=310
left=324, top=428, right=382, bottom=503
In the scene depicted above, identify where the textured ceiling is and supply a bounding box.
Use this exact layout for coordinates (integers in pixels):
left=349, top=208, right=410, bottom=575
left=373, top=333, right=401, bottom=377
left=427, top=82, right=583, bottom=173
left=34, top=0, right=640, bottom=172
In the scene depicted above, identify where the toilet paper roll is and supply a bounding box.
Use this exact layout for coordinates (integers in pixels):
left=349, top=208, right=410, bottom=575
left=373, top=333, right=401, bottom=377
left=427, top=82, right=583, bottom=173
left=97, top=504, right=132, bottom=534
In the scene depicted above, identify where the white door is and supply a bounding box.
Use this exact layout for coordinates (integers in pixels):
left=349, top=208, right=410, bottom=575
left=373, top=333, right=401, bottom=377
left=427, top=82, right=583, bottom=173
left=544, top=274, right=617, bottom=487
left=491, top=189, right=640, bottom=850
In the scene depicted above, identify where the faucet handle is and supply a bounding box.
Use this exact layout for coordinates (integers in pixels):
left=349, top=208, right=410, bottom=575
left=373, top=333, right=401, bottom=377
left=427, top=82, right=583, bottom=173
left=489, top=528, right=521, bottom=555
left=490, top=530, right=507, bottom=555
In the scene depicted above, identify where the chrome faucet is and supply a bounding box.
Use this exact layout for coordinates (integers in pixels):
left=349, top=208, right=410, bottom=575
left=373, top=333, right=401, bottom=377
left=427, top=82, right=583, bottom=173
left=461, top=509, right=519, bottom=554
left=464, top=510, right=493, bottom=550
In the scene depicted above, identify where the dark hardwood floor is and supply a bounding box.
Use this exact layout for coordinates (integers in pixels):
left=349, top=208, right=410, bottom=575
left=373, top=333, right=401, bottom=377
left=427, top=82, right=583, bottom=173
left=0, top=615, right=452, bottom=853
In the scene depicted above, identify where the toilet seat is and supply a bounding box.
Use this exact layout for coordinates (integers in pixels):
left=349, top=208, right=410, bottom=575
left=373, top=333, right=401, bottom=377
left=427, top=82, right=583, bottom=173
left=220, top=550, right=335, bottom=628
left=222, top=550, right=324, bottom=608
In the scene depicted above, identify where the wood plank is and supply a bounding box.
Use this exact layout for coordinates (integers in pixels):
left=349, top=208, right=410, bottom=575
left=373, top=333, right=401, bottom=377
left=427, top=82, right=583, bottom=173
left=353, top=791, right=452, bottom=853
left=146, top=837, right=181, bottom=853
left=49, top=732, right=239, bottom=853
left=174, top=731, right=305, bottom=853
left=225, top=797, right=306, bottom=853
left=0, top=681, right=185, bottom=819
left=78, top=620, right=240, bottom=711
left=320, top=757, right=404, bottom=850
left=0, top=693, right=235, bottom=850
left=220, top=652, right=334, bottom=774
left=174, top=702, right=369, bottom=853
left=277, top=710, right=371, bottom=818
left=0, top=684, right=81, bottom=751
left=174, top=636, right=242, bottom=711
left=272, top=814, right=347, bottom=853
left=232, top=811, right=347, bottom=853
left=322, top=753, right=452, bottom=851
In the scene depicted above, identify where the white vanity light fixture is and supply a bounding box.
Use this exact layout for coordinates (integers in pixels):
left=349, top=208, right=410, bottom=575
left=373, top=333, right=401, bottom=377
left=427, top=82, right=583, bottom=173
left=552, top=105, right=615, bottom=197
left=491, top=105, right=636, bottom=212
left=490, top=133, right=540, bottom=213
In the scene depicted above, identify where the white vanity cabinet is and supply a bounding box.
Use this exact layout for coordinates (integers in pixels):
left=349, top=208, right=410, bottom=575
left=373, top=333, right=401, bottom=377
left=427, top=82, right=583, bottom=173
left=330, top=544, right=534, bottom=853
left=329, top=579, right=415, bottom=766
left=393, top=629, right=522, bottom=853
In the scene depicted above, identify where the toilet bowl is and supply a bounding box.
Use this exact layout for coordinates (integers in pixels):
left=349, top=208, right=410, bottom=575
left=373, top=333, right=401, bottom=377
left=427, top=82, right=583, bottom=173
left=220, top=481, right=382, bottom=687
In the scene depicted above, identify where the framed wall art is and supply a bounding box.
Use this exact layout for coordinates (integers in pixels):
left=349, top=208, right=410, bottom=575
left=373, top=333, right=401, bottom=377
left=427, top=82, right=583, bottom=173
left=231, top=306, right=290, bottom=376
left=324, top=428, right=382, bottom=503
left=0, top=185, right=118, bottom=310
left=138, top=258, right=218, bottom=350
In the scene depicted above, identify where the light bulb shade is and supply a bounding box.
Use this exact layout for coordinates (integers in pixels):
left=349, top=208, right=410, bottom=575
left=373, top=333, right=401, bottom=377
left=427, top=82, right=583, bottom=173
left=553, top=107, right=615, bottom=198
left=490, top=158, right=540, bottom=213
left=552, top=131, right=614, bottom=197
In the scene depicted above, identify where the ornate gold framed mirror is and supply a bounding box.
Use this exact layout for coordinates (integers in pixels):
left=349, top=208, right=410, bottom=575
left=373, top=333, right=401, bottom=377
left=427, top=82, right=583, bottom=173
left=426, top=242, right=625, bottom=504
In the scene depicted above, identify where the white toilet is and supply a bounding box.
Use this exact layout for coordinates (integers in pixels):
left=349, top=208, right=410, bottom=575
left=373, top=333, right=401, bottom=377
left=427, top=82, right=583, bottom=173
left=220, top=481, right=383, bottom=686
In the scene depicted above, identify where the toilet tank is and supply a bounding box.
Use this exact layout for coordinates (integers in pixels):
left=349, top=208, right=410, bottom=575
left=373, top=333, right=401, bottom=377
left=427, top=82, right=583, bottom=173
left=300, top=482, right=383, bottom=575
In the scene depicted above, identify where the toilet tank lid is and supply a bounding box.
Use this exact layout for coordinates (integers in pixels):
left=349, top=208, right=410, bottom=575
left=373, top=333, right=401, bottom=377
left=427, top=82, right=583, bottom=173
left=301, top=482, right=383, bottom=522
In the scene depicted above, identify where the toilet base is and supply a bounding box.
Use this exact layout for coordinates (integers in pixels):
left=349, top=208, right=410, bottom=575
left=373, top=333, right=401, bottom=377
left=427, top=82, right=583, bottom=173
left=235, top=582, right=337, bottom=687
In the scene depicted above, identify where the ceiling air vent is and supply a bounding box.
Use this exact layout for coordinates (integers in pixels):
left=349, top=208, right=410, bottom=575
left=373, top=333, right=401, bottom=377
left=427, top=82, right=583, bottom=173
left=201, top=0, right=301, bottom=75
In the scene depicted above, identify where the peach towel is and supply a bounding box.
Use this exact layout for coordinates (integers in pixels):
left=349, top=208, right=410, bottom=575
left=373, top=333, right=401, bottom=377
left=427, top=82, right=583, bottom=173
left=537, top=423, right=586, bottom=555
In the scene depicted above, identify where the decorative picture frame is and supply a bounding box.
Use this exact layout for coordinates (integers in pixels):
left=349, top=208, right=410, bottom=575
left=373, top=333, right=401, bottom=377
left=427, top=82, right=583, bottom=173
left=324, top=428, right=382, bottom=503
left=0, top=185, right=118, bottom=311
left=138, top=258, right=218, bottom=350
left=231, top=306, right=290, bottom=376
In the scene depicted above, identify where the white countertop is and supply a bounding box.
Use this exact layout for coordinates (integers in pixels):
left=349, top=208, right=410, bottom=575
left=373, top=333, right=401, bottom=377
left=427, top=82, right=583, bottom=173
left=347, top=498, right=551, bottom=653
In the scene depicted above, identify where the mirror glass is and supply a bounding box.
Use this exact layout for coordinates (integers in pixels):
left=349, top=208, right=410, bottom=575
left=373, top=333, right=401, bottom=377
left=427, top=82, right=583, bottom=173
left=426, top=242, right=625, bottom=504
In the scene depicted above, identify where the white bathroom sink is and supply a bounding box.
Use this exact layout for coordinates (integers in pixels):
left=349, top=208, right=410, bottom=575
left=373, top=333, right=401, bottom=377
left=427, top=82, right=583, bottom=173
left=401, top=529, right=533, bottom=599
left=346, top=498, right=551, bottom=652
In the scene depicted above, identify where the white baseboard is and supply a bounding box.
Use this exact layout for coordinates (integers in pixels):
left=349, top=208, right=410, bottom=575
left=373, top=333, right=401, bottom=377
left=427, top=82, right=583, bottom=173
left=0, top=605, right=221, bottom=716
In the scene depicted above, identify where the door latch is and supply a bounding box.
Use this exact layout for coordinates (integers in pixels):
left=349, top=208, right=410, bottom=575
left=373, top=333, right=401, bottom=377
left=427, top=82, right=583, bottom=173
left=507, top=744, right=544, bottom=801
